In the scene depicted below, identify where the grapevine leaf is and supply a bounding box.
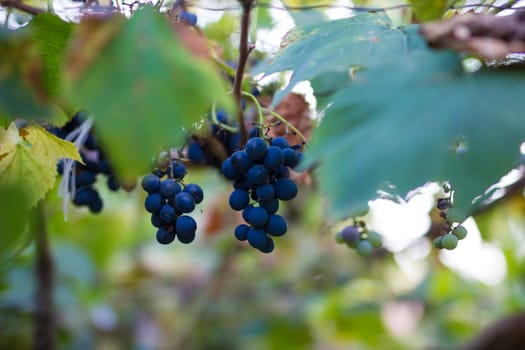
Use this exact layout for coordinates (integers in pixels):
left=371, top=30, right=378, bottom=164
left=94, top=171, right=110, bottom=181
left=306, top=51, right=525, bottom=218
left=0, top=185, right=31, bottom=262
left=259, top=13, right=407, bottom=106
left=0, top=123, right=82, bottom=208
left=64, top=6, right=234, bottom=179
left=409, top=0, right=454, bottom=21
left=0, top=28, right=52, bottom=122
left=26, top=13, right=74, bottom=99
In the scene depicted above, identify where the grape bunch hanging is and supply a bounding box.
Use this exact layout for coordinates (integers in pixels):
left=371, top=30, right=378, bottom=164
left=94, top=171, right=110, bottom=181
left=50, top=112, right=125, bottom=214
left=335, top=222, right=383, bottom=257
left=142, top=158, right=204, bottom=245
left=433, top=183, right=468, bottom=250
left=221, top=135, right=303, bottom=253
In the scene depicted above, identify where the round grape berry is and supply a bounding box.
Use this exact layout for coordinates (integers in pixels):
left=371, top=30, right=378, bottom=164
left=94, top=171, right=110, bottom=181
left=270, top=136, right=289, bottom=149
left=176, top=215, right=197, bottom=236
left=263, top=146, right=284, bottom=170
left=452, top=226, right=468, bottom=240
left=247, top=165, right=269, bottom=186
left=367, top=231, right=383, bottom=248
left=433, top=236, right=444, bottom=249
left=229, top=189, right=250, bottom=211
left=441, top=233, right=458, bottom=250
left=156, top=228, right=176, bottom=245
left=142, top=174, right=161, bottom=193
left=184, top=183, right=204, bottom=204
left=175, top=192, right=196, bottom=213
left=171, top=161, right=187, bottom=179
left=265, top=214, right=287, bottom=237
left=145, top=193, right=164, bottom=214
left=341, top=226, right=360, bottom=247
left=159, top=204, right=176, bottom=223
left=245, top=137, right=267, bottom=161
left=273, top=178, right=298, bottom=201
left=255, top=184, right=274, bottom=202
left=160, top=179, right=181, bottom=198
left=247, top=228, right=267, bottom=250
left=234, top=224, right=250, bottom=241
left=246, top=207, right=269, bottom=228
left=356, top=240, right=373, bottom=257
left=260, top=237, right=275, bottom=253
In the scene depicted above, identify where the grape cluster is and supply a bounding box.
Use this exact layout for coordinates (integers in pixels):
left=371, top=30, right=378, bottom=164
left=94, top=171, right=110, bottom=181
left=433, top=183, right=468, bottom=250
left=141, top=160, right=204, bottom=245
left=335, top=224, right=383, bottom=257
left=222, top=136, right=302, bottom=253
left=51, top=113, right=123, bottom=214
left=187, top=110, right=242, bottom=167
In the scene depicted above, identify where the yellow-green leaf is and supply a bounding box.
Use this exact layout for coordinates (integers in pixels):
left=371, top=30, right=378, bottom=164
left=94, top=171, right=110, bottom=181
left=0, top=123, right=81, bottom=208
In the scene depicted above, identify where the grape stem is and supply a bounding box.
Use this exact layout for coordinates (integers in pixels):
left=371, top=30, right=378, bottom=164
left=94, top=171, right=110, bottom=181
left=241, top=91, right=309, bottom=145
left=233, top=0, right=255, bottom=147
left=210, top=103, right=238, bottom=133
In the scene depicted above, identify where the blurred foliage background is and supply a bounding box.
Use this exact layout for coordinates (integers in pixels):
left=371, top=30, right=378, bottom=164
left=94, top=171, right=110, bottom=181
left=1, top=0, right=525, bottom=349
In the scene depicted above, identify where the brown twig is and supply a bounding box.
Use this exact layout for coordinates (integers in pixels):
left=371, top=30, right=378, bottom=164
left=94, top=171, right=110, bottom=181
left=32, top=201, right=55, bottom=350
left=233, top=0, right=254, bottom=146
left=0, top=0, right=43, bottom=16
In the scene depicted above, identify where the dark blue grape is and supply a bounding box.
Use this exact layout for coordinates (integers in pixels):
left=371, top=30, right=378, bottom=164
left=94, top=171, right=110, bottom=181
left=230, top=151, right=252, bottom=173
left=263, top=146, right=284, bottom=170
left=156, top=227, right=176, bottom=245
left=73, top=188, right=97, bottom=206
left=171, top=161, right=187, bottom=179
left=247, top=206, right=268, bottom=228
left=142, top=174, right=161, bottom=193
left=341, top=226, right=360, bottom=247
left=179, top=10, right=197, bottom=25
left=88, top=195, right=103, bottom=213
left=75, top=171, right=96, bottom=187
left=184, top=183, right=204, bottom=204
left=176, top=215, right=197, bottom=236
left=273, top=178, right=298, bottom=201
left=248, top=228, right=268, bottom=250
left=187, top=141, right=206, bottom=163
left=260, top=237, right=275, bottom=253
left=259, top=198, right=279, bottom=214
left=177, top=230, right=196, bottom=244
left=151, top=214, right=163, bottom=228
left=271, top=137, right=289, bottom=149
left=245, top=137, right=267, bottom=161
left=98, top=160, right=112, bottom=175
left=84, top=134, right=97, bottom=150
left=234, top=224, right=250, bottom=241
left=266, top=214, right=287, bottom=237
left=145, top=193, right=164, bottom=214
left=255, top=184, right=274, bottom=202
left=247, top=165, right=268, bottom=186
left=242, top=204, right=254, bottom=222
left=221, top=158, right=239, bottom=181
left=107, top=176, right=120, bottom=191
left=233, top=179, right=249, bottom=190
left=283, top=148, right=300, bottom=168
left=174, top=192, right=195, bottom=213
left=228, top=132, right=242, bottom=151
left=229, top=189, right=250, bottom=211
left=160, top=204, right=176, bottom=223
left=274, top=165, right=290, bottom=178
left=160, top=179, right=181, bottom=198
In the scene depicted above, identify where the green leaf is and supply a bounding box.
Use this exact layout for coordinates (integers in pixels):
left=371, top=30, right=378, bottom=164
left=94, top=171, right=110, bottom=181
left=306, top=51, right=525, bottom=218
left=65, top=6, right=234, bottom=180
left=0, top=186, right=31, bottom=262
left=26, top=13, right=74, bottom=99
left=0, top=28, right=52, bottom=122
left=409, top=0, right=453, bottom=21
left=0, top=123, right=82, bottom=208
left=259, top=13, right=408, bottom=106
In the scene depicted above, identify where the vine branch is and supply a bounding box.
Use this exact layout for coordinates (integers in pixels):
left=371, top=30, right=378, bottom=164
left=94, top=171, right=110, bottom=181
left=233, top=0, right=254, bottom=146
left=32, top=201, right=55, bottom=350
left=0, top=0, right=43, bottom=16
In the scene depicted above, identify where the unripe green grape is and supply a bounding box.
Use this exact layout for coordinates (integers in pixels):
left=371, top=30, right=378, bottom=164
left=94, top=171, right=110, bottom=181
left=453, top=225, right=468, bottom=240
left=442, top=234, right=458, bottom=250
left=446, top=208, right=465, bottom=224
left=335, top=231, right=345, bottom=244
left=433, top=236, right=443, bottom=249
left=367, top=231, right=382, bottom=248
left=356, top=240, right=373, bottom=257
